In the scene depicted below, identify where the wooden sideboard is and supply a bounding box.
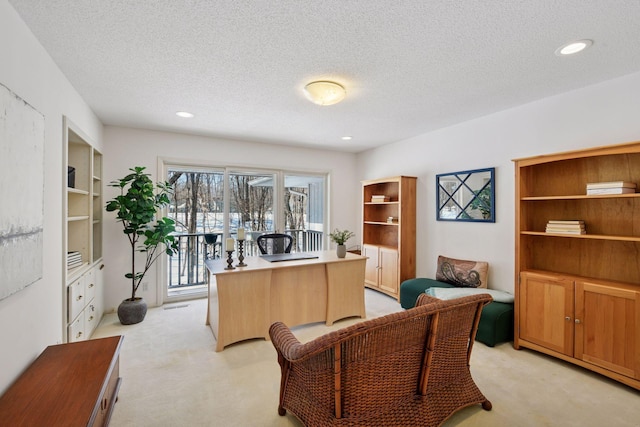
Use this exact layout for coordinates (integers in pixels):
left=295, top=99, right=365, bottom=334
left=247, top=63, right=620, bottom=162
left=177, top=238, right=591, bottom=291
left=0, top=335, right=123, bottom=426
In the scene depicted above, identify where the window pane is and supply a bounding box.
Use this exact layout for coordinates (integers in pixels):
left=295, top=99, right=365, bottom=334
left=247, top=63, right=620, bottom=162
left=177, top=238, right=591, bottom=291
left=167, top=169, right=224, bottom=290
left=284, top=174, right=325, bottom=252
left=230, top=172, right=275, bottom=255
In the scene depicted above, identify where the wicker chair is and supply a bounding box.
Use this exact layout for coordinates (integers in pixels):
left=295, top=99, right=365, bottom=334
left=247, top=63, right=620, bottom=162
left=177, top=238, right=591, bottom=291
left=269, top=293, right=493, bottom=426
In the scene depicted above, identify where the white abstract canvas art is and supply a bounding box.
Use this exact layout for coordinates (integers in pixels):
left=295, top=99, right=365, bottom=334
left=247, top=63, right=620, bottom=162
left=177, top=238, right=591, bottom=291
left=0, top=83, right=45, bottom=300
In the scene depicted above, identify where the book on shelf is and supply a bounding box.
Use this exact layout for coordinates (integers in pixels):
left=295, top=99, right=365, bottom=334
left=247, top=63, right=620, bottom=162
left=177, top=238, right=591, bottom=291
left=67, top=251, right=82, bottom=267
left=545, top=220, right=586, bottom=234
left=586, top=181, right=636, bottom=190
left=587, top=187, right=636, bottom=195
left=547, top=219, right=584, bottom=225
left=545, top=225, right=585, bottom=231
left=545, top=229, right=586, bottom=235
left=370, top=195, right=389, bottom=203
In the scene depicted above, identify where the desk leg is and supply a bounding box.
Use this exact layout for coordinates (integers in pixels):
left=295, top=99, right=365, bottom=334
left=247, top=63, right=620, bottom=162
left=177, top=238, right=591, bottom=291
left=214, top=270, right=271, bottom=352
left=205, top=270, right=211, bottom=326
left=325, top=259, right=366, bottom=325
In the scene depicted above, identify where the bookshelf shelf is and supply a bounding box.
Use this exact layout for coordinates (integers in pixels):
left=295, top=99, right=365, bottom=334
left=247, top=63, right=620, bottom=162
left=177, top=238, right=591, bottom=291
left=520, top=231, right=640, bottom=242
left=522, top=193, right=640, bottom=201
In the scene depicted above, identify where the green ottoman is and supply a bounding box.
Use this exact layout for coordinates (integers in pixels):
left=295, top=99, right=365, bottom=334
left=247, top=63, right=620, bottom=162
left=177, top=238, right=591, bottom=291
left=475, top=301, right=514, bottom=347
left=399, top=278, right=514, bottom=347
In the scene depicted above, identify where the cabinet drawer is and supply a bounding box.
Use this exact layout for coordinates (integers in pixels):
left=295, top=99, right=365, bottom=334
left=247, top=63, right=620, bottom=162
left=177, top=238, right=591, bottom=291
left=84, top=301, right=98, bottom=337
left=85, top=268, right=96, bottom=302
left=68, top=276, right=86, bottom=322
left=68, top=311, right=86, bottom=342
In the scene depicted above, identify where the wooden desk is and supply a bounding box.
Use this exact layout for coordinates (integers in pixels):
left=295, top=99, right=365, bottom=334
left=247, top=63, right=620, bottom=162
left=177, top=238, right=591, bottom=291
left=0, top=336, right=123, bottom=426
left=205, top=251, right=366, bottom=351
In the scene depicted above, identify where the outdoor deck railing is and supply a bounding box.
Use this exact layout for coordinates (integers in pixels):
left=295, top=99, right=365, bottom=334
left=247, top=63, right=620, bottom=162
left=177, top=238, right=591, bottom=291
left=168, top=229, right=324, bottom=289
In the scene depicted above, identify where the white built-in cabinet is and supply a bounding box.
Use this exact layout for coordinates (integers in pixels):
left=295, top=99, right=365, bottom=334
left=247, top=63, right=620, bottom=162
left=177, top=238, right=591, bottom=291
left=64, top=117, right=104, bottom=342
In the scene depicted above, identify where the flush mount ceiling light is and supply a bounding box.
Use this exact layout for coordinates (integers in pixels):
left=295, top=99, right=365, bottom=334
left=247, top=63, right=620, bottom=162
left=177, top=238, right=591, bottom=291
left=555, top=39, right=593, bottom=56
left=303, top=81, right=346, bottom=106
left=176, top=111, right=194, bottom=118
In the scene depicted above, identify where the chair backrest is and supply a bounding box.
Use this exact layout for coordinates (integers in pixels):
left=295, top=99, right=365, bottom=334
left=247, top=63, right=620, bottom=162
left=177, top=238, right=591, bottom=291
left=269, top=293, right=491, bottom=425
left=256, top=233, right=293, bottom=255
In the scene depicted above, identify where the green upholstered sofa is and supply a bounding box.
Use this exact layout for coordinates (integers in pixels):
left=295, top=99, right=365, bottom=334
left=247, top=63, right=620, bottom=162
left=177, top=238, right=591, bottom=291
left=400, top=278, right=514, bottom=347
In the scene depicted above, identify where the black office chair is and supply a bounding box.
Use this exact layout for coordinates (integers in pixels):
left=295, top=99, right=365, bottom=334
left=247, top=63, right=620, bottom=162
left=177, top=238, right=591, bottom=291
left=256, top=233, right=293, bottom=255
left=203, top=233, right=222, bottom=259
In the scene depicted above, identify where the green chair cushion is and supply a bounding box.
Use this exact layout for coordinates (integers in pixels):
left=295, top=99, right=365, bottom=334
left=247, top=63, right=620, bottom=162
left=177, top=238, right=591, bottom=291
left=399, top=278, right=514, bottom=347
left=399, top=278, right=453, bottom=309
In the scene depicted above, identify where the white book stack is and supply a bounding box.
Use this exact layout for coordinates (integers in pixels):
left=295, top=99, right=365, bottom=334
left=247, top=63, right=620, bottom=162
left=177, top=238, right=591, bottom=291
left=67, top=251, right=83, bottom=269
left=545, top=220, right=586, bottom=235
left=370, top=194, right=389, bottom=203
left=586, top=181, right=636, bottom=195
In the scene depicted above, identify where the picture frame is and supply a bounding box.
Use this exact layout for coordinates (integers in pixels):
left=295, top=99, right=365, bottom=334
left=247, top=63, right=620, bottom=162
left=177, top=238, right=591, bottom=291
left=436, top=167, right=495, bottom=222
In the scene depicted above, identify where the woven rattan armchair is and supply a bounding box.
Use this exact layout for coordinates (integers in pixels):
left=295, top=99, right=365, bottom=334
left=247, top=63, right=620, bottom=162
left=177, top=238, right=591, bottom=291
left=269, top=293, right=493, bottom=426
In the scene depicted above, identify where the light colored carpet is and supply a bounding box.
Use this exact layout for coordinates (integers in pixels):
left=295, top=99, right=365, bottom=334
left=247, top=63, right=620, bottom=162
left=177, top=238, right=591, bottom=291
left=93, top=290, right=640, bottom=427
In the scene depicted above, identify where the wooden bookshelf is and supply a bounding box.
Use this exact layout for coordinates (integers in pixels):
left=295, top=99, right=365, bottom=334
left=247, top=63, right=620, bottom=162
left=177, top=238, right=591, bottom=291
left=513, top=141, right=640, bottom=391
left=361, top=176, right=416, bottom=300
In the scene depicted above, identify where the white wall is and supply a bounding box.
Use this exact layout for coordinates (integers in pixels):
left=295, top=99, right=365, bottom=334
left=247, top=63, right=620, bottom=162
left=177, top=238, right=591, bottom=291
left=102, top=126, right=359, bottom=312
left=357, top=71, right=640, bottom=292
left=0, top=0, right=103, bottom=393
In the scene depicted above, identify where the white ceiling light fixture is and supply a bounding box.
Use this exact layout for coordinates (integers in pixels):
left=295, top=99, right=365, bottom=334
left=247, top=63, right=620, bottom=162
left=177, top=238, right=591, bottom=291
left=341, top=136, right=352, bottom=141
left=555, top=39, right=593, bottom=56
left=176, top=111, right=194, bottom=118
left=304, top=81, right=346, bottom=106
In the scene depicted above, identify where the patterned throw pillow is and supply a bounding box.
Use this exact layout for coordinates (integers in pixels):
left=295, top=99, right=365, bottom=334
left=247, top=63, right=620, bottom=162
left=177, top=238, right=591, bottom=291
left=436, top=255, right=488, bottom=288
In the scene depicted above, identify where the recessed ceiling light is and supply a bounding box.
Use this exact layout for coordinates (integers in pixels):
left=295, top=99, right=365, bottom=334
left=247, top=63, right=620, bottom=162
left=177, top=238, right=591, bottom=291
left=555, top=39, right=593, bottom=56
left=341, top=136, right=352, bottom=141
left=176, top=111, right=194, bottom=118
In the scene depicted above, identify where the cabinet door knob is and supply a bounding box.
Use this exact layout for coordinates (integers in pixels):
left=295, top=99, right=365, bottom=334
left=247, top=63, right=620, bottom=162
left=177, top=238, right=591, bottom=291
left=565, top=316, right=571, bottom=321
left=575, top=319, right=581, bottom=324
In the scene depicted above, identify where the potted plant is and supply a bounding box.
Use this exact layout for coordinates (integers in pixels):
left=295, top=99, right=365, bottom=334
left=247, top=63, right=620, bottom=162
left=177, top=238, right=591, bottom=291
left=329, top=228, right=355, bottom=258
left=106, top=166, right=179, bottom=325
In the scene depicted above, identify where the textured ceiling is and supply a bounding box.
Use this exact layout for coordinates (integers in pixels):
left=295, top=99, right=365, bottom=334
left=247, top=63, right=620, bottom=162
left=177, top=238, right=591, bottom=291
left=9, top=0, right=640, bottom=153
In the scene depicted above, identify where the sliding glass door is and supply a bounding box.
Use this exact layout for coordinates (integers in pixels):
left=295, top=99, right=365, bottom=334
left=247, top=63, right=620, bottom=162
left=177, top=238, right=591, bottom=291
left=161, top=163, right=327, bottom=302
left=165, top=168, right=225, bottom=298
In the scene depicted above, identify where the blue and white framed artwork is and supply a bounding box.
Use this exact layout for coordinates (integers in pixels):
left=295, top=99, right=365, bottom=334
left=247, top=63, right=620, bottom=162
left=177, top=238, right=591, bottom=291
left=436, top=167, right=495, bottom=222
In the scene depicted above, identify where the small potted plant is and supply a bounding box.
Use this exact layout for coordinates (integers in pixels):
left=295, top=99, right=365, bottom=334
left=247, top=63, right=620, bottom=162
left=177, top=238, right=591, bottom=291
left=329, top=228, right=355, bottom=258
left=106, top=166, right=179, bottom=325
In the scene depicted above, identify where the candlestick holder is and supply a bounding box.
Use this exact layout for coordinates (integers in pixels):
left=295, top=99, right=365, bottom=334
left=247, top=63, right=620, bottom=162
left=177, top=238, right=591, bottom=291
left=224, top=250, right=235, bottom=270
left=236, top=239, right=247, bottom=267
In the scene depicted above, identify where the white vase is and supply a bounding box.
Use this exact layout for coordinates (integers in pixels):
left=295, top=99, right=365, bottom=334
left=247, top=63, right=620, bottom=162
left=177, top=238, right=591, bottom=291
left=336, top=244, right=347, bottom=258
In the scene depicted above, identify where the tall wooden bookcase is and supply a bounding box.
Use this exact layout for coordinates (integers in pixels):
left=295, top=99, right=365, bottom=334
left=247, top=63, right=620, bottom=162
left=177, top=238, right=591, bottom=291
left=63, top=117, right=104, bottom=343
left=361, top=176, right=416, bottom=300
left=514, top=141, right=640, bottom=390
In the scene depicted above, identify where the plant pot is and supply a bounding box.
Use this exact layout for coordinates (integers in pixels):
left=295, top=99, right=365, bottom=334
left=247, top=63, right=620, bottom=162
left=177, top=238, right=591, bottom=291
left=336, top=244, right=347, bottom=258
left=117, top=297, right=148, bottom=325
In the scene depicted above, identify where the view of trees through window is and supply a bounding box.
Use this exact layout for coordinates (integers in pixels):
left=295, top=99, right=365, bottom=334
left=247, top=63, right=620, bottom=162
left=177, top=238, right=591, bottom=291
left=164, top=167, right=325, bottom=294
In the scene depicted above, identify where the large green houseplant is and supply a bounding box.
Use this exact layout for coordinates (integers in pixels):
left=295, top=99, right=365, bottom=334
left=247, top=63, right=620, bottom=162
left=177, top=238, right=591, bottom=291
left=106, top=166, right=179, bottom=325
